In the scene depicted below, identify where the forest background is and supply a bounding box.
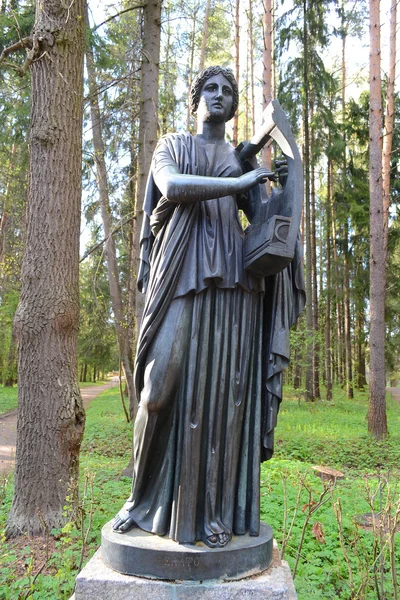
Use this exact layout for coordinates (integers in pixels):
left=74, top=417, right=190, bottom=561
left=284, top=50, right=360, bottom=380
left=1, top=0, right=399, bottom=417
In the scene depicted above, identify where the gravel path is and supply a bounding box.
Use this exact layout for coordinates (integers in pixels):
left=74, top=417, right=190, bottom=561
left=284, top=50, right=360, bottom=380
left=0, top=380, right=118, bottom=474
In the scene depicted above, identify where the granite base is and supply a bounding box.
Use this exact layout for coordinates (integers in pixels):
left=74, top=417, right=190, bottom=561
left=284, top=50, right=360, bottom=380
left=71, top=541, right=297, bottom=600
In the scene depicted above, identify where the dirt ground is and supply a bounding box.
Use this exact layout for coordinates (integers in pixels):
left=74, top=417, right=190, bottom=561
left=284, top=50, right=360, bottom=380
left=0, top=380, right=118, bottom=474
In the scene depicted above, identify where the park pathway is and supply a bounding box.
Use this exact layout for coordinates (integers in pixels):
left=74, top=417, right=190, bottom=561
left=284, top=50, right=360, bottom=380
left=0, top=380, right=118, bottom=474
left=387, top=387, right=400, bottom=404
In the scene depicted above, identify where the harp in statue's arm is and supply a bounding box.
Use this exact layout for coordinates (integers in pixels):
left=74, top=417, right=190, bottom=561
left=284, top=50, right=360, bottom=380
left=239, top=100, right=303, bottom=278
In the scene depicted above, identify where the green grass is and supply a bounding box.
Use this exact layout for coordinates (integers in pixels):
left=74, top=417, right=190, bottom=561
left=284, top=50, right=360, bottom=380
left=0, top=386, right=18, bottom=414
left=274, top=386, right=400, bottom=471
left=0, top=381, right=112, bottom=415
left=0, top=387, right=132, bottom=599
left=0, top=384, right=399, bottom=599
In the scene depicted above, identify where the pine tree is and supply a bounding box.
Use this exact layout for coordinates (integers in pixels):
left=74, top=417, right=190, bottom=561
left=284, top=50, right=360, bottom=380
left=6, top=0, right=86, bottom=537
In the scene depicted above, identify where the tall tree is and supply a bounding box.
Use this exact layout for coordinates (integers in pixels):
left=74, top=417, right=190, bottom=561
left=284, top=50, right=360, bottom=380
left=232, top=0, right=240, bottom=146
left=86, top=20, right=136, bottom=416
left=382, top=0, right=397, bottom=257
left=198, top=0, right=211, bottom=72
left=340, top=2, right=353, bottom=399
left=247, top=0, right=255, bottom=136
left=277, top=0, right=331, bottom=399
left=6, top=0, right=86, bottom=536
left=367, top=0, right=387, bottom=438
left=262, top=0, right=273, bottom=169
left=135, top=1, right=161, bottom=334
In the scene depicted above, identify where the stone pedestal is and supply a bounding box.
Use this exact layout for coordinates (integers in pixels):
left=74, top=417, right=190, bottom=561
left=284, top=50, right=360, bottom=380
left=101, top=520, right=273, bottom=581
left=71, top=540, right=297, bottom=600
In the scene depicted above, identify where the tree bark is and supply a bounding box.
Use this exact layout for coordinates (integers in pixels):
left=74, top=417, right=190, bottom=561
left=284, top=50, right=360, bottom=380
left=262, top=0, right=272, bottom=169
left=341, top=18, right=353, bottom=399
left=382, top=0, right=396, bottom=257
left=310, top=100, right=320, bottom=400
left=356, top=309, right=367, bottom=389
left=331, top=213, right=344, bottom=386
left=86, top=28, right=136, bottom=417
left=325, top=154, right=333, bottom=400
left=232, top=0, right=240, bottom=146
left=135, top=0, right=161, bottom=330
left=185, top=10, right=197, bottom=132
left=368, top=0, right=387, bottom=438
left=198, top=0, right=211, bottom=72
left=302, top=1, right=313, bottom=401
left=248, top=0, right=255, bottom=137
left=7, top=0, right=86, bottom=537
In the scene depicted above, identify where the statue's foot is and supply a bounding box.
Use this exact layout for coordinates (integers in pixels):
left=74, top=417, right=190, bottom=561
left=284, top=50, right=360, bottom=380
left=112, top=514, right=137, bottom=533
left=204, top=531, right=232, bottom=548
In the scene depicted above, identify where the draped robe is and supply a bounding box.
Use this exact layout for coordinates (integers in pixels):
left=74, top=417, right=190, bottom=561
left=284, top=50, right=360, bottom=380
left=127, top=133, right=305, bottom=545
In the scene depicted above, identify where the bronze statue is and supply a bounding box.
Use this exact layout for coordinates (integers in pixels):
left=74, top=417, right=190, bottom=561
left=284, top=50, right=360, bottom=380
left=112, top=66, right=305, bottom=549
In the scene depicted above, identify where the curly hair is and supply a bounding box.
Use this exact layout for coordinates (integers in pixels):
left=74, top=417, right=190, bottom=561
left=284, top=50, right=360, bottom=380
left=190, top=66, right=239, bottom=122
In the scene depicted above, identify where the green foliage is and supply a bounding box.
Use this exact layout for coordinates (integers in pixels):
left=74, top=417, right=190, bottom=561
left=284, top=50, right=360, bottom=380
left=261, top=462, right=400, bottom=599
left=260, top=385, right=400, bottom=598
left=78, top=234, right=119, bottom=379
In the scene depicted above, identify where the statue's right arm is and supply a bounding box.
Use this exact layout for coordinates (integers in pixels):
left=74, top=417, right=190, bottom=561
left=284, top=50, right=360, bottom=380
left=154, top=164, right=273, bottom=204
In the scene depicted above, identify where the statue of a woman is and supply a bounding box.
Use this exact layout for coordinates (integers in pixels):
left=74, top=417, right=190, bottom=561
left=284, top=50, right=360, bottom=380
left=113, top=66, right=305, bottom=549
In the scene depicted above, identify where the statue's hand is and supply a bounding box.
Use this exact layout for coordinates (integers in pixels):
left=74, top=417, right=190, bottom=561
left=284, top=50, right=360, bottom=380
left=240, top=167, right=276, bottom=192
left=275, top=159, right=288, bottom=188
left=112, top=500, right=137, bottom=534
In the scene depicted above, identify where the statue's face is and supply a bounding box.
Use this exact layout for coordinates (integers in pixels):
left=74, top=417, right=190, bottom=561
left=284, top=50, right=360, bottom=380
left=197, top=74, right=234, bottom=124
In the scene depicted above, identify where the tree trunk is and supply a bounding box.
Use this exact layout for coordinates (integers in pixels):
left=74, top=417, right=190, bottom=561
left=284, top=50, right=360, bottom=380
left=135, top=0, right=161, bottom=331
left=368, top=0, right=387, bottom=438
left=245, top=40, right=250, bottom=140
left=262, top=0, right=272, bottom=169
left=382, top=0, right=396, bottom=257
left=343, top=220, right=353, bottom=398
left=332, top=213, right=344, bottom=386
left=356, top=309, right=367, bottom=389
left=232, top=0, right=240, bottom=146
left=7, top=0, right=85, bottom=537
left=310, top=102, right=320, bottom=400
left=185, top=10, right=197, bottom=132
left=198, top=0, right=211, bottom=72
left=248, top=0, right=255, bottom=137
left=341, top=20, right=353, bottom=399
left=325, top=154, right=333, bottom=401
left=302, top=2, right=313, bottom=401
left=86, top=29, right=136, bottom=416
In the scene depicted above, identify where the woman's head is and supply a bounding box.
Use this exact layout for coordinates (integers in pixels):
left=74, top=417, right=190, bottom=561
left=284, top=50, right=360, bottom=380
left=190, top=66, right=239, bottom=122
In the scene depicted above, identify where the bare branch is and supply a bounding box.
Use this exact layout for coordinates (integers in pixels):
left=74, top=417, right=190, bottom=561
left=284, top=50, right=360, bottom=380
left=80, top=214, right=135, bottom=263
left=0, top=37, right=32, bottom=62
